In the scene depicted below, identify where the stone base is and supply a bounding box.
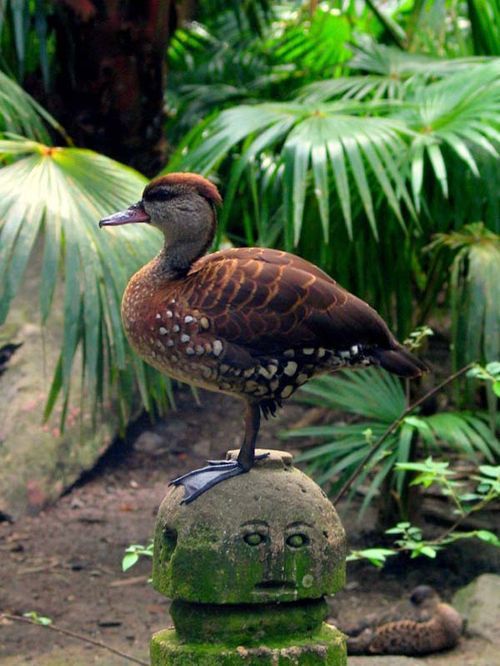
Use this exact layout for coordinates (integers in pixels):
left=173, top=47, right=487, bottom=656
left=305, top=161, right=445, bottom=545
left=150, top=623, right=347, bottom=665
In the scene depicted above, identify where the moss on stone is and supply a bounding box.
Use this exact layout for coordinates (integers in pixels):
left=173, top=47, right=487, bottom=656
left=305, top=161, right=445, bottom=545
left=171, top=598, right=328, bottom=644
left=151, top=451, right=348, bottom=664
left=152, top=451, right=346, bottom=605
left=150, top=623, right=347, bottom=665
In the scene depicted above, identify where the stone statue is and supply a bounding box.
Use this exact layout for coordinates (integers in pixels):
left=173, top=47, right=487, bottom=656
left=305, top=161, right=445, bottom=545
left=150, top=450, right=348, bottom=664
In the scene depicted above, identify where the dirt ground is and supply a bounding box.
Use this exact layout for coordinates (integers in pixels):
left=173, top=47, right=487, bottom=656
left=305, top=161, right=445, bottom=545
left=0, top=389, right=498, bottom=665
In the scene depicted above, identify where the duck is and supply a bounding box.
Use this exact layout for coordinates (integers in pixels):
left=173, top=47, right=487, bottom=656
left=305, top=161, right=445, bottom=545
left=99, top=172, right=427, bottom=503
left=342, top=585, right=463, bottom=655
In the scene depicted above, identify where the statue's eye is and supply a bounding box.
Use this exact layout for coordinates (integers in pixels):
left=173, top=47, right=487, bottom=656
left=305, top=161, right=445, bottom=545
left=286, top=533, right=309, bottom=548
left=244, top=532, right=266, bottom=546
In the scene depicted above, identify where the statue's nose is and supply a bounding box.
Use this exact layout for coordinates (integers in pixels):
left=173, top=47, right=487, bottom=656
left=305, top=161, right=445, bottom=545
left=262, top=538, right=285, bottom=581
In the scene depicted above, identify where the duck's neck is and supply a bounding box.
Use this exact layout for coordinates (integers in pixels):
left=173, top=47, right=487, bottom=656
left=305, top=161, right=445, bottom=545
left=154, top=241, right=206, bottom=279
left=149, top=200, right=217, bottom=280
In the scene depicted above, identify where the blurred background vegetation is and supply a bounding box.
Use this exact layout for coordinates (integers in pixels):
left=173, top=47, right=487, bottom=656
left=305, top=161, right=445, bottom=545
left=0, top=1, right=498, bottom=516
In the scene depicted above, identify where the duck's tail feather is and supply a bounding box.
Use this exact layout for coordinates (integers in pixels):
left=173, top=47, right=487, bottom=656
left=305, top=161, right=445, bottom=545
left=372, top=346, right=429, bottom=379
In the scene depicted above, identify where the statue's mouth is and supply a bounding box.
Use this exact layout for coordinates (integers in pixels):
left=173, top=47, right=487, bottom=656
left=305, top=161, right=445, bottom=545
left=254, top=581, right=296, bottom=592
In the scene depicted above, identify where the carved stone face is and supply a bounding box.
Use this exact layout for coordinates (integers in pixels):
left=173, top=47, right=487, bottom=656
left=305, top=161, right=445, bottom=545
left=153, top=450, right=346, bottom=604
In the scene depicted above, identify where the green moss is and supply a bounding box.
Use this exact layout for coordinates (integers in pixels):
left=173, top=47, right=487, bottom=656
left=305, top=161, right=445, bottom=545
left=151, top=623, right=347, bottom=665
left=171, top=599, right=328, bottom=644
left=152, top=457, right=347, bottom=605
left=153, top=532, right=346, bottom=605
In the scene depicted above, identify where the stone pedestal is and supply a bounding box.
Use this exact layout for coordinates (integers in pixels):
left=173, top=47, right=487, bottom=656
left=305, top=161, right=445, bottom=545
left=150, top=449, right=347, bottom=665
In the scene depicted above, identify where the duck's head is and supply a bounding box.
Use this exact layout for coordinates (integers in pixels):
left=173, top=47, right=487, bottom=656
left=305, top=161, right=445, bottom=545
left=99, top=173, right=222, bottom=252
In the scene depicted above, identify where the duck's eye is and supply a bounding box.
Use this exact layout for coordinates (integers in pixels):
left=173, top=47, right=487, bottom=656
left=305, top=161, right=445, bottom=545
left=145, top=189, right=177, bottom=203
left=244, top=532, right=266, bottom=546
left=286, top=533, right=309, bottom=548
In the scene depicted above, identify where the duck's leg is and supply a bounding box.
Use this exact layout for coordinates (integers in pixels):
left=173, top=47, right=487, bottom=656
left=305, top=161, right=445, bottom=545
left=237, top=401, right=261, bottom=470
left=171, top=401, right=267, bottom=504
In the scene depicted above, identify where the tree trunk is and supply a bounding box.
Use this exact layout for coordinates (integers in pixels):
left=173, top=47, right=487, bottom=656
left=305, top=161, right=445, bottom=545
left=51, top=0, right=178, bottom=176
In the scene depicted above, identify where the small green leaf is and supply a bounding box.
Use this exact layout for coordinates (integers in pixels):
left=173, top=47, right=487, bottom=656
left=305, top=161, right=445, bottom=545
left=479, top=465, right=500, bottom=478
left=347, top=548, right=396, bottom=567
left=419, top=545, right=438, bottom=558
left=23, top=611, right=53, bottom=626
left=475, top=530, right=500, bottom=547
left=122, top=553, right=139, bottom=572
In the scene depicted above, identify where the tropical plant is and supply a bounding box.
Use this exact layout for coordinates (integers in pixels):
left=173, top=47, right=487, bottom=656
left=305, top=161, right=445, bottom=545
left=426, top=225, right=500, bottom=392
left=168, top=56, right=499, bottom=340
left=0, top=135, right=171, bottom=427
left=348, top=460, right=500, bottom=567
left=122, top=541, right=154, bottom=572
left=1, top=0, right=499, bottom=429
left=166, top=3, right=355, bottom=143
left=0, top=71, right=64, bottom=142
left=467, top=0, right=500, bottom=56
left=0, top=0, right=54, bottom=84
left=283, top=368, right=499, bottom=519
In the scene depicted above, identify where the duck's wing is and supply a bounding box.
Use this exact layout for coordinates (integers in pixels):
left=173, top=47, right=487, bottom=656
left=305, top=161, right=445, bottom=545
left=184, top=248, right=426, bottom=377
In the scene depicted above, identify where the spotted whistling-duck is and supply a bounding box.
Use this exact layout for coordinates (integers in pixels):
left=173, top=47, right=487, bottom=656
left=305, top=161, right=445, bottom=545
left=99, top=173, right=427, bottom=503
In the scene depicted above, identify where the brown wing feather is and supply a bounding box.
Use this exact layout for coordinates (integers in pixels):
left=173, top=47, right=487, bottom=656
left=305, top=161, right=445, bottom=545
left=184, top=248, right=397, bottom=355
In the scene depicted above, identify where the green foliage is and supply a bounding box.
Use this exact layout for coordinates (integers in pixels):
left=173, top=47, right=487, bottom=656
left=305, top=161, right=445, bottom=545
left=286, top=367, right=498, bottom=516
left=23, top=611, right=53, bottom=626
left=0, top=71, right=64, bottom=141
left=348, top=460, right=500, bottom=567
left=0, top=0, right=54, bottom=85
left=122, top=542, right=154, bottom=572
left=346, top=547, right=396, bottom=568
left=468, top=362, right=500, bottom=399
left=166, top=4, right=356, bottom=143
left=171, top=99, right=413, bottom=246
left=171, top=58, right=499, bottom=245
left=169, top=50, right=499, bottom=339
left=428, top=224, right=500, bottom=370
left=1, top=0, right=499, bottom=430
left=0, top=136, right=171, bottom=426
left=467, top=0, right=500, bottom=56
left=300, top=41, right=491, bottom=102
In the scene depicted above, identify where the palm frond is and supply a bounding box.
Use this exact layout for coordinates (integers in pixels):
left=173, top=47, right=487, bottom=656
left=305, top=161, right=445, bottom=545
left=296, top=368, right=406, bottom=422
left=0, top=0, right=52, bottom=85
left=287, top=368, right=497, bottom=512
left=400, top=61, right=500, bottom=203
left=428, top=223, right=500, bottom=370
left=272, top=5, right=352, bottom=76
left=0, top=136, right=169, bottom=426
left=170, top=100, right=412, bottom=245
left=0, top=72, right=66, bottom=142
left=350, top=41, right=491, bottom=77
left=467, top=0, right=500, bottom=56
left=299, top=42, right=492, bottom=103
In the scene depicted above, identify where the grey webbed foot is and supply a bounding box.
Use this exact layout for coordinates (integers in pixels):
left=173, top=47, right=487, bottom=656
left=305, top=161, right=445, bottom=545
left=171, top=453, right=269, bottom=504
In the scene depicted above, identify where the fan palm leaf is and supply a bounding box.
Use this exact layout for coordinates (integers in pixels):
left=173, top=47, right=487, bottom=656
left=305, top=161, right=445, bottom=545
left=0, top=136, right=169, bottom=426
left=169, top=100, right=412, bottom=246
left=272, top=5, right=352, bottom=75
left=0, top=71, right=66, bottom=142
left=299, top=46, right=492, bottom=103
left=399, top=61, right=500, bottom=204
left=285, top=369, right=498, bottom=514
left=428, top=224, right=500, bottom=403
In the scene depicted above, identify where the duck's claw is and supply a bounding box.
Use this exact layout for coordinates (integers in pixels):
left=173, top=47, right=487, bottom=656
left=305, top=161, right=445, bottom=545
left=170, top=460, right=246, bottom=504
left=170, top=452, right=270, bottom=504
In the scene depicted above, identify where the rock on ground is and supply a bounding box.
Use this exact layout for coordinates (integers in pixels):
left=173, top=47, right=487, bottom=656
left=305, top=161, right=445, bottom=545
left=453, top=573, right=500, bottom=644
left=0, top=256, right=120, bottom=517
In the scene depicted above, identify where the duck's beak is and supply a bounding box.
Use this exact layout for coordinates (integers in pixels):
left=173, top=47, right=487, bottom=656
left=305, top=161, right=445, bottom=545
left=99, top=202, right=150, bottom=227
